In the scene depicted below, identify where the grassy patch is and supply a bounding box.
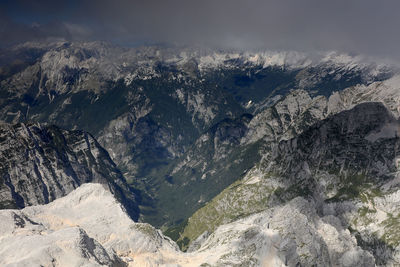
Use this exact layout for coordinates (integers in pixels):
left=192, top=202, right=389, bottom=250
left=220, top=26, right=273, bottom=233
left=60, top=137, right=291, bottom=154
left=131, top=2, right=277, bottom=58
left=380, top=213, right=400, bottom=247
left=174, top=172, right=274, bottom=251
left=325, top=174, right=372, bottom=203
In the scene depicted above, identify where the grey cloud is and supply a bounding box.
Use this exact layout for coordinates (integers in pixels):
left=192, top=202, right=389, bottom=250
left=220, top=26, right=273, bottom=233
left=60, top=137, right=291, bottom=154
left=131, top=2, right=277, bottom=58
left=2, top=0, right=400, bottom=60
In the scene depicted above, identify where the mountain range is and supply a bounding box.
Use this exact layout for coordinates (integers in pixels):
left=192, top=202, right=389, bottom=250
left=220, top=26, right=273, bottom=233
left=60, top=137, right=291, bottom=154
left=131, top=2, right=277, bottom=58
left=1, top=41, right=400, bottom=266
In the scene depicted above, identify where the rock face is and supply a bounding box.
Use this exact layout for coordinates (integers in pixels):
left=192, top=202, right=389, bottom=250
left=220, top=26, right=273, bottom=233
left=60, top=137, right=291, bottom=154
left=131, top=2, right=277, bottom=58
left=0, top=122, right=139, bottom=220
left=265, top=102, right=399, bottom=196
left=192, top=197, right=376, bottom=267
left=0, top=183, right=382, bottom=267
left=179, top=102, right=400, bottom=265
left=162, top=84, right=400, bottom=229
left=0, top=184, right=179, bottom=267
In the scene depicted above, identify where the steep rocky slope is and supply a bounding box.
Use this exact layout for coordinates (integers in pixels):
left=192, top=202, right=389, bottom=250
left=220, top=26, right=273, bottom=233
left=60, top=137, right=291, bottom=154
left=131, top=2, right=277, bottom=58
left=160, top=75, right=400, bottom=228
left=0, top=183, right=381, bottom=267
left=328, top=74, right=400, bottom=118
left=0, top=122, right=139, bottom=219
left=0, top=184, right=179, bottom=267
left=178, top=102, right=400, bottom=265
left=142, top=113, right=263, bottom=226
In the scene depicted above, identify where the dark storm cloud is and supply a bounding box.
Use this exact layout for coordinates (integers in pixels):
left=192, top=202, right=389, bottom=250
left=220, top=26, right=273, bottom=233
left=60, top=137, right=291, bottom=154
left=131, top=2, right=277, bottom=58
left=2, top=0, right=400, bottom=59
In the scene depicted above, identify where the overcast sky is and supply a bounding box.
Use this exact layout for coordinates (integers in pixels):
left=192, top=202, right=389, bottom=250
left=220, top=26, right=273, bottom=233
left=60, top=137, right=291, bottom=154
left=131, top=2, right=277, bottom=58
left=1, top=0, right=400, bottom=60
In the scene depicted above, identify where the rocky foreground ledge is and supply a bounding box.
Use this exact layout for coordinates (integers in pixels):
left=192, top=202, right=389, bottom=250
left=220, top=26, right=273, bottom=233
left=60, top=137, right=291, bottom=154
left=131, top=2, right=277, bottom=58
left=0, top=182, right=383, bottom=266
left=0, top=183, right=181, bottom=266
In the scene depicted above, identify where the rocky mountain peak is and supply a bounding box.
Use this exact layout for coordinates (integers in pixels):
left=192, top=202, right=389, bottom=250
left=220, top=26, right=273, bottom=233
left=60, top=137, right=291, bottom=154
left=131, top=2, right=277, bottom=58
left=304, top=102, right=398, bottom=147
left=0, top=122, right=140, bottom=220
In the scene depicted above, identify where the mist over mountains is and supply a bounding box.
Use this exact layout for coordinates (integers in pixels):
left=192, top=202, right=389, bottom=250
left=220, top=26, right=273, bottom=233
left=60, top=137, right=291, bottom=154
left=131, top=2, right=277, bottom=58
left=3, top=0, right=400, bottom=61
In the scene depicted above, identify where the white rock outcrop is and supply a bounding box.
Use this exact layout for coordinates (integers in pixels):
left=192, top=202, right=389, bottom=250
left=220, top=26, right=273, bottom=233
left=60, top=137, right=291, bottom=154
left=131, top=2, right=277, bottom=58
left=0, top=183, right=384, bottom=266
left=0, top=184, right=181, bottom=266
left=0, top=183, right=285, bottom=266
